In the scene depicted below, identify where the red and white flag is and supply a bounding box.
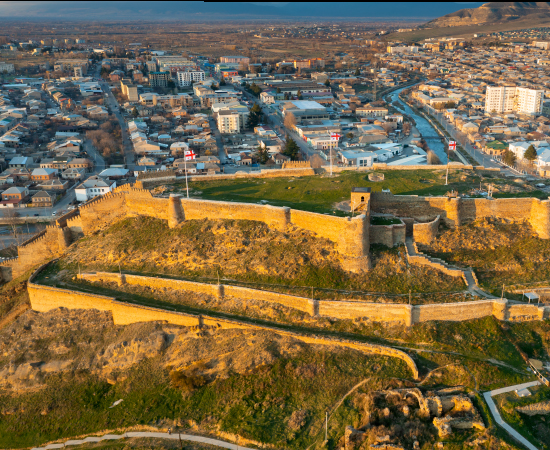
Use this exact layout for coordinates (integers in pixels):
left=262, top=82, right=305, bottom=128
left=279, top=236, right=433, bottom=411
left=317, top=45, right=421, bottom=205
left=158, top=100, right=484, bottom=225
left=449, top=141, right=456, bottom=150
left=330, top=132, right=341, bottom=142
left=184, top=150, right=197, bottom=161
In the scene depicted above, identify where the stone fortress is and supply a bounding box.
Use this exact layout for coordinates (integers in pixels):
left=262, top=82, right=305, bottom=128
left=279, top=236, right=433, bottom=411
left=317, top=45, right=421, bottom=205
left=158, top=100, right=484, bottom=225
left=3, top=177, right=550, bottom=329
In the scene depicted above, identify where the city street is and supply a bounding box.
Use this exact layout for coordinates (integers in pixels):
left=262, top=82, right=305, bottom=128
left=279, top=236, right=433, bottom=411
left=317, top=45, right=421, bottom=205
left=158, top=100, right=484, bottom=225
left=93, top=64, right=136, bottom=171
left=426, top=106, right=527, bottom=176
left=237, top=86, right=318, bottom=159
left=208, top=116, right=227, bottom=164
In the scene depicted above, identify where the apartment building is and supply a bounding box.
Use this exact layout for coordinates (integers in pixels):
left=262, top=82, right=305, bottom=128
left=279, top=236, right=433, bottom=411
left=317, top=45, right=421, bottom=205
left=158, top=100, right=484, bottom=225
left=149, top=71, right=171, bottom=88
left=220, top=56, right=250, bottom=65
left=533, top=41, right=550, bottom=50
left=54, top=59, right=89, bottom=73
left=217, top=110, right=241, bottom=134
left=176, top=70, right=205, bottom=87
left=0, top=62, right=15, bottom=74
left=387, top=46, right=418, bottom=54
left=485, top=85, right=544, bottom=115
left=212, top=101, right=249, bottom=129
left=120, top=79, right=139, bottom=102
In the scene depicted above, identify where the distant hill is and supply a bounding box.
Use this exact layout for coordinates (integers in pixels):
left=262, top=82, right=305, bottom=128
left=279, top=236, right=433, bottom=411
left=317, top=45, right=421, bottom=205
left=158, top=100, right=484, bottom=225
left=425, top=2, right=550, bottom=28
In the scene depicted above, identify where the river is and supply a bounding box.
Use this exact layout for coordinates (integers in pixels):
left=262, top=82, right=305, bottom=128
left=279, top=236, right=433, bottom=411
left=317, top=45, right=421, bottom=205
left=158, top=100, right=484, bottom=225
left=390, top=87, right=448, bottom=163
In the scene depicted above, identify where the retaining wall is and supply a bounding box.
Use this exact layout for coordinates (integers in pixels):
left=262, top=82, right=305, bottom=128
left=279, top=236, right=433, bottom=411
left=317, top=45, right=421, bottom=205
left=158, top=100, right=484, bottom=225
left=77, top=271, right=550, bottom=326
left=28, top=266, right=419, bottom=380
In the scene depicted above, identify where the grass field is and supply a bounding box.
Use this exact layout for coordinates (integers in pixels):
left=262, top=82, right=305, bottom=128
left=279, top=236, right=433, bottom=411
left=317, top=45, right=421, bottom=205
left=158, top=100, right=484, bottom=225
left=171, top=169, right=485, bottom=215
left=0, top=348, right=410, bottom=450
left=56, top=216, right=465, bottom=299
left=495, top=384, right=550, bottom=450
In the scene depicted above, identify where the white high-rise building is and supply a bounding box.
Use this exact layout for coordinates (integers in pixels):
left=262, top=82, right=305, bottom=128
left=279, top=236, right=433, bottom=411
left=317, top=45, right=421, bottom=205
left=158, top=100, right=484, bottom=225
left=176, top=70, right=205, bottom=87
left=485, top=85, right=543, bottom=115
left=217, top=110, right=241, bottom=134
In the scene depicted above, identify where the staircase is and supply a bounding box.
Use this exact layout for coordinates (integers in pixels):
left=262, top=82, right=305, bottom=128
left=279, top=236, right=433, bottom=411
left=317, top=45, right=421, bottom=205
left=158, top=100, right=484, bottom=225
left=405, top=237, right=494, bottom=298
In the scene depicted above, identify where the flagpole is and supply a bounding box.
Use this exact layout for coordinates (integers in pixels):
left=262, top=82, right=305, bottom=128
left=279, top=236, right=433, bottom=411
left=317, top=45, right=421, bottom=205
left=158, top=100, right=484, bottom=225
left=330, top=145, right=333, bottom=177
left=184, top=157, right=189, bottom=198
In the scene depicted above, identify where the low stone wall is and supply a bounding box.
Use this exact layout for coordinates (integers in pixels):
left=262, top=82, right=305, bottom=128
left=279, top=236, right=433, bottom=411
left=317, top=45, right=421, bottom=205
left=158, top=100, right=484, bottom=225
left=76, top=271, right=550, bottom=326
left=28, top=266, right=419, bottom=380
left=318, top=300, right=413, bottom=326
left=412, top=300, right=496, bottom=323
left=413, top=216, right=440, bottom=246
left=135, top=167, right=317, bottom=188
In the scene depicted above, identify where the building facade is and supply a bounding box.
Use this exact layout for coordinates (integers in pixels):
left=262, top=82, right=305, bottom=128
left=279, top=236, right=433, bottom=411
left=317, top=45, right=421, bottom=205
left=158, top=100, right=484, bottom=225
left=485, top=86, right=544, bottom=115
left=217, top=110, right=241, bottom=134
left=149, top=71, right=171, bottom=88
left=176, top=70, right=205, bottom=87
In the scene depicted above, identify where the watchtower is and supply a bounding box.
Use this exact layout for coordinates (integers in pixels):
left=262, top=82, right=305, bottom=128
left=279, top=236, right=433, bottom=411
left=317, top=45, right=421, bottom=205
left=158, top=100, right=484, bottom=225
left=351, top=187, right=371, bottom=213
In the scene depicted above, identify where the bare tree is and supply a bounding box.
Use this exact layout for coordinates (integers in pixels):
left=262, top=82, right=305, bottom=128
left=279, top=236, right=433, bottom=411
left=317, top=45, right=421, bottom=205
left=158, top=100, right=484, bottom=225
left=426, top=150, right=441, bottom=165
left=284, top=112, right=297, bottom=130
left=4, top=209, right=20, bottom=245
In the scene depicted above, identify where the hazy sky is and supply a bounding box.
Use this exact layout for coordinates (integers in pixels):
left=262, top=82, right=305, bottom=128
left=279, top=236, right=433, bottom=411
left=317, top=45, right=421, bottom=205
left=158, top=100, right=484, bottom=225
left=0, top=2, right=485, bottom=21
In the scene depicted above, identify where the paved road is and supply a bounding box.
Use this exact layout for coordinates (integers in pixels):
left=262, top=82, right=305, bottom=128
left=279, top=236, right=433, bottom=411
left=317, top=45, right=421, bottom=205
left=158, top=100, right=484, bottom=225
left=483, top=381, right=541, bottom=450
left=92, top=64, right=136, bottom=171
left=31, top=430, right=254, bottom=450
left=4, top=183, right=78, bottom=218
left=208, top=116, right=227, bottom=164
left=84, top=139, right=106, bottom=174
left=426, top=106, right=528, bottom=177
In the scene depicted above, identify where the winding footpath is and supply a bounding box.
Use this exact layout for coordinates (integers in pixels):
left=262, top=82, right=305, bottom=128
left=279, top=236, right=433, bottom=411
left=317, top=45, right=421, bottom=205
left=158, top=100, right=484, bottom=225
left=483, top=381, right=541, bottom=450
left=31, top=431, right=254, bottom=450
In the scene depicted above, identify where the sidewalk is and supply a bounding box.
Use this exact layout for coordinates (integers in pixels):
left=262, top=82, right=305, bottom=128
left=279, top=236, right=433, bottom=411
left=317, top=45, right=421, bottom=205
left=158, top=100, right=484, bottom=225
left=32, top=431, right=255, bottom=450
left=483, top=381, right=541, bottom=450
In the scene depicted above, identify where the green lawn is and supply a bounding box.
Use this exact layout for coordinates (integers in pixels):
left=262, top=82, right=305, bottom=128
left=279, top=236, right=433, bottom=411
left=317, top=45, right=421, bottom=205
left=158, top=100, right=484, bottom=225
left=0, top=348, right=410, bottom=450
left=169, top=169, right=486, bottom=215
left=495, top=384, right=550, bottom=450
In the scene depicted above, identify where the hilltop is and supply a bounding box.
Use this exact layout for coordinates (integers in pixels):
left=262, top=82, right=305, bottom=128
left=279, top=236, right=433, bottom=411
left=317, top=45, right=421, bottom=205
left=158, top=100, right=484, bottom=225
left=426, top=2, right=550, bottom=28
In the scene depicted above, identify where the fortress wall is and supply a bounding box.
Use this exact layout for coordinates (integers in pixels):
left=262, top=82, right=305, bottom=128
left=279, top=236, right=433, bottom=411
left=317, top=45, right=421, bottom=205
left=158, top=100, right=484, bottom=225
left=290, top=210, right=368, bottom=258
left=460, top=198, right=534, bottom=223
left=79, top=272, right=222, bottom=298
left=28, top=282, right=116, bottom=313
left=66, top=215, right=84, bottom=239
left=318, top=300, right=411, bottom=324
left=5, top=226, right=68, bottom=279
left=223, top=285, right=314, bottom=314
left=530, top=199, right=550, bottom=239
left=370, top=193, right=545, bottom=233
left=78, top=193, right=128, bottom=234
left=413, top=300, right=495, bottom=323
left=371, top=193, right=451, bottom=224
left=413, top=216, right=440, bottom=246
left=180, top=198, right=290, bottom=232
left=370, top=223, right=406, bottom=248
left=55, top=209, right=80, bottom=228
left=27, top=269, right=419, bottom=379
left=508, top=303, right=546, bottom=322
left=125, top=196, right=171, bottom=222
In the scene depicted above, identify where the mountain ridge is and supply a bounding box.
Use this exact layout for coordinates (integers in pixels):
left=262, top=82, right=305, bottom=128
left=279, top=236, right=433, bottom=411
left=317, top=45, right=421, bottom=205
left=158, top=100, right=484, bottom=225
left=426, top=1, right=550, bottom=28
